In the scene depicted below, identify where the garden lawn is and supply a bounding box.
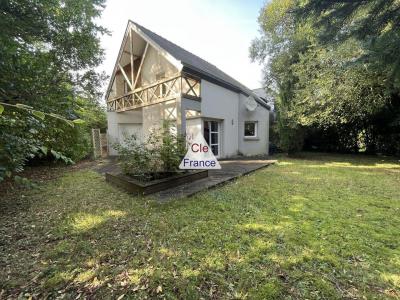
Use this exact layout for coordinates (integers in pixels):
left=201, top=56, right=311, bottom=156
left=1, top=153, right=399, bottom=299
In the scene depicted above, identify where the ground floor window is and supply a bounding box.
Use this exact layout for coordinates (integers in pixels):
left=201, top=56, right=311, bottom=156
left=244, top=121, right=257, bottom=137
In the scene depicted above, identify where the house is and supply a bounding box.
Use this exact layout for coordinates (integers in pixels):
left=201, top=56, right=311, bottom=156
left=106, top=21, right=270, bottom=158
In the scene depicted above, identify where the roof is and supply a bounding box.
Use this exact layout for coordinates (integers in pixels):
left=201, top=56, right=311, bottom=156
left=253, top=88, right=275, bottom=111
left=129, top=21, right=270, bottom=110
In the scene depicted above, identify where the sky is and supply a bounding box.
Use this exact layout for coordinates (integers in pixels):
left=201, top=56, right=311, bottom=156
left=97, top=0, right=266, bottom=91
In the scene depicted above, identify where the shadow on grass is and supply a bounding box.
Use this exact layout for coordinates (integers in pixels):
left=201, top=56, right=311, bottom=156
left=1, top=153, right=399, bottom=299
left=285, top=151, right=400, bottom=167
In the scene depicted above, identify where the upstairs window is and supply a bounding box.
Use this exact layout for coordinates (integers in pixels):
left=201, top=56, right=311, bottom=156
left=156, top=72, right=165, bottom=81
left=156, top=72, right=166, bottom=96
left=244, top=121, right=257, bottom=137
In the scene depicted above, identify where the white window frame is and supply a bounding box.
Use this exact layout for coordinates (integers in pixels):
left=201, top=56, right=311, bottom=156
left=204, top=120, right=220, bottom=157
left=244, top=121, right=258, bottom=138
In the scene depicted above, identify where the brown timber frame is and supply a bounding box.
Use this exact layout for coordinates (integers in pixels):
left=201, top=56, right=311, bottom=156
left=107, top=73, right=201, bottom=113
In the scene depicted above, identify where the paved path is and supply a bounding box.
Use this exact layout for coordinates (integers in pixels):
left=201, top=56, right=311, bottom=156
left=153, top=160, right=275, bottom=201
left=95, top=158, right=275, bottom=201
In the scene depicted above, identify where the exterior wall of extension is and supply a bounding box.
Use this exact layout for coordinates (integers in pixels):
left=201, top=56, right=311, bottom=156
left=238, top=94, right=270, bottom=156
left=200, top=80, right=240, bottom=158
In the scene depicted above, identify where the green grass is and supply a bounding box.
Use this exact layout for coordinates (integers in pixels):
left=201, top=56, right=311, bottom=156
left=1, top=153, right=399, bottom=299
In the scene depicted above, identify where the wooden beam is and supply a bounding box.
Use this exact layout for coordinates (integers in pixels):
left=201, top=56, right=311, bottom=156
left=123, top=50, right=139, bottom=60
left=175, top=95, right=186, bottom=135
left=129, top=29, right=134, bottom=86
left=133, top=43, right=149, bottom=90
left=118, top=63, right=133, bottom=90
left=113, top=95, right=180, bottom=113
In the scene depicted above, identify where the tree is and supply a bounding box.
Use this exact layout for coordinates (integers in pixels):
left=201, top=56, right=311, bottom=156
left=0, top=0, right=108, bottom=181
left=250, top=0, right=311, bottom=153
left=296, top=0, right=400, bottom=89
left=251, top=0, right=400, bottom=155
left=292, top=39, right=390, bottom=128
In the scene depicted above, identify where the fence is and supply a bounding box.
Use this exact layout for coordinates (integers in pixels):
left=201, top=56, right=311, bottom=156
left=92, top=129, right=108, bottom=158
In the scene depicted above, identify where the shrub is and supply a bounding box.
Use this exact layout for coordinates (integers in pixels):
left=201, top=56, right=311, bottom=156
left=0, top=109, right=74, bottom=182
left=277, top=119, right=304, bottom=154
left=158, top=124, right=186, bottom=171
left=113, top=134, right=157, bottom=178
left=112, top=122, right=186, bottom=179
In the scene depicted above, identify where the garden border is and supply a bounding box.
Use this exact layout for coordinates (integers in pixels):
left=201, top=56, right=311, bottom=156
left=105, top=170, right=208, bottom=195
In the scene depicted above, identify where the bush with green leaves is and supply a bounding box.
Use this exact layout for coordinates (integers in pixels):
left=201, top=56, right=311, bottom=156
left=251, top=0, right=400, bottom=156
left=158, top=125, right=187, bottom=172
left=113, top=123, right=186, bottom=180
left=113, top=134, right=158, bottom=178
left=0, top=0, right=108, bottom=182
left=0, top=104, right=84, bottom=182
left=277, top=121, right=304, bottom=154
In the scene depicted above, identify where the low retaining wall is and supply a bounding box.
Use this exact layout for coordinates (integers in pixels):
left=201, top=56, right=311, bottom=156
left=106, top=170, right=208, bottom=195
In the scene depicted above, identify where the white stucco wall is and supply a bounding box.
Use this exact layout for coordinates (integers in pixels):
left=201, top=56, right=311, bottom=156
left=142, top=100, right=177, bottom=136
left=186, top=118, right=201, bottom=141
left=107, top=110, right=143, bottom=155
left=200, top=80, right=240, bottom=158
left=141, top=46, right=177, bottom=85
left=238, top=94, right=269, bottom=156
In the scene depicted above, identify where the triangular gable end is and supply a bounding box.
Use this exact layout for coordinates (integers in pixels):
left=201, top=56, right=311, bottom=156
left=130, top=21, right=183, bottom=72
left=105, top=21, right=183, bottom=101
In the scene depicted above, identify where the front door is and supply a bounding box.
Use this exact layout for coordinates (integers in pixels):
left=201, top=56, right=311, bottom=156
left=203, top=120, right=220, bottom=157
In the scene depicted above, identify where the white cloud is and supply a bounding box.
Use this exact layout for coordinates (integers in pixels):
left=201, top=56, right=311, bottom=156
left=97, top=0, right=264, bottom=92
